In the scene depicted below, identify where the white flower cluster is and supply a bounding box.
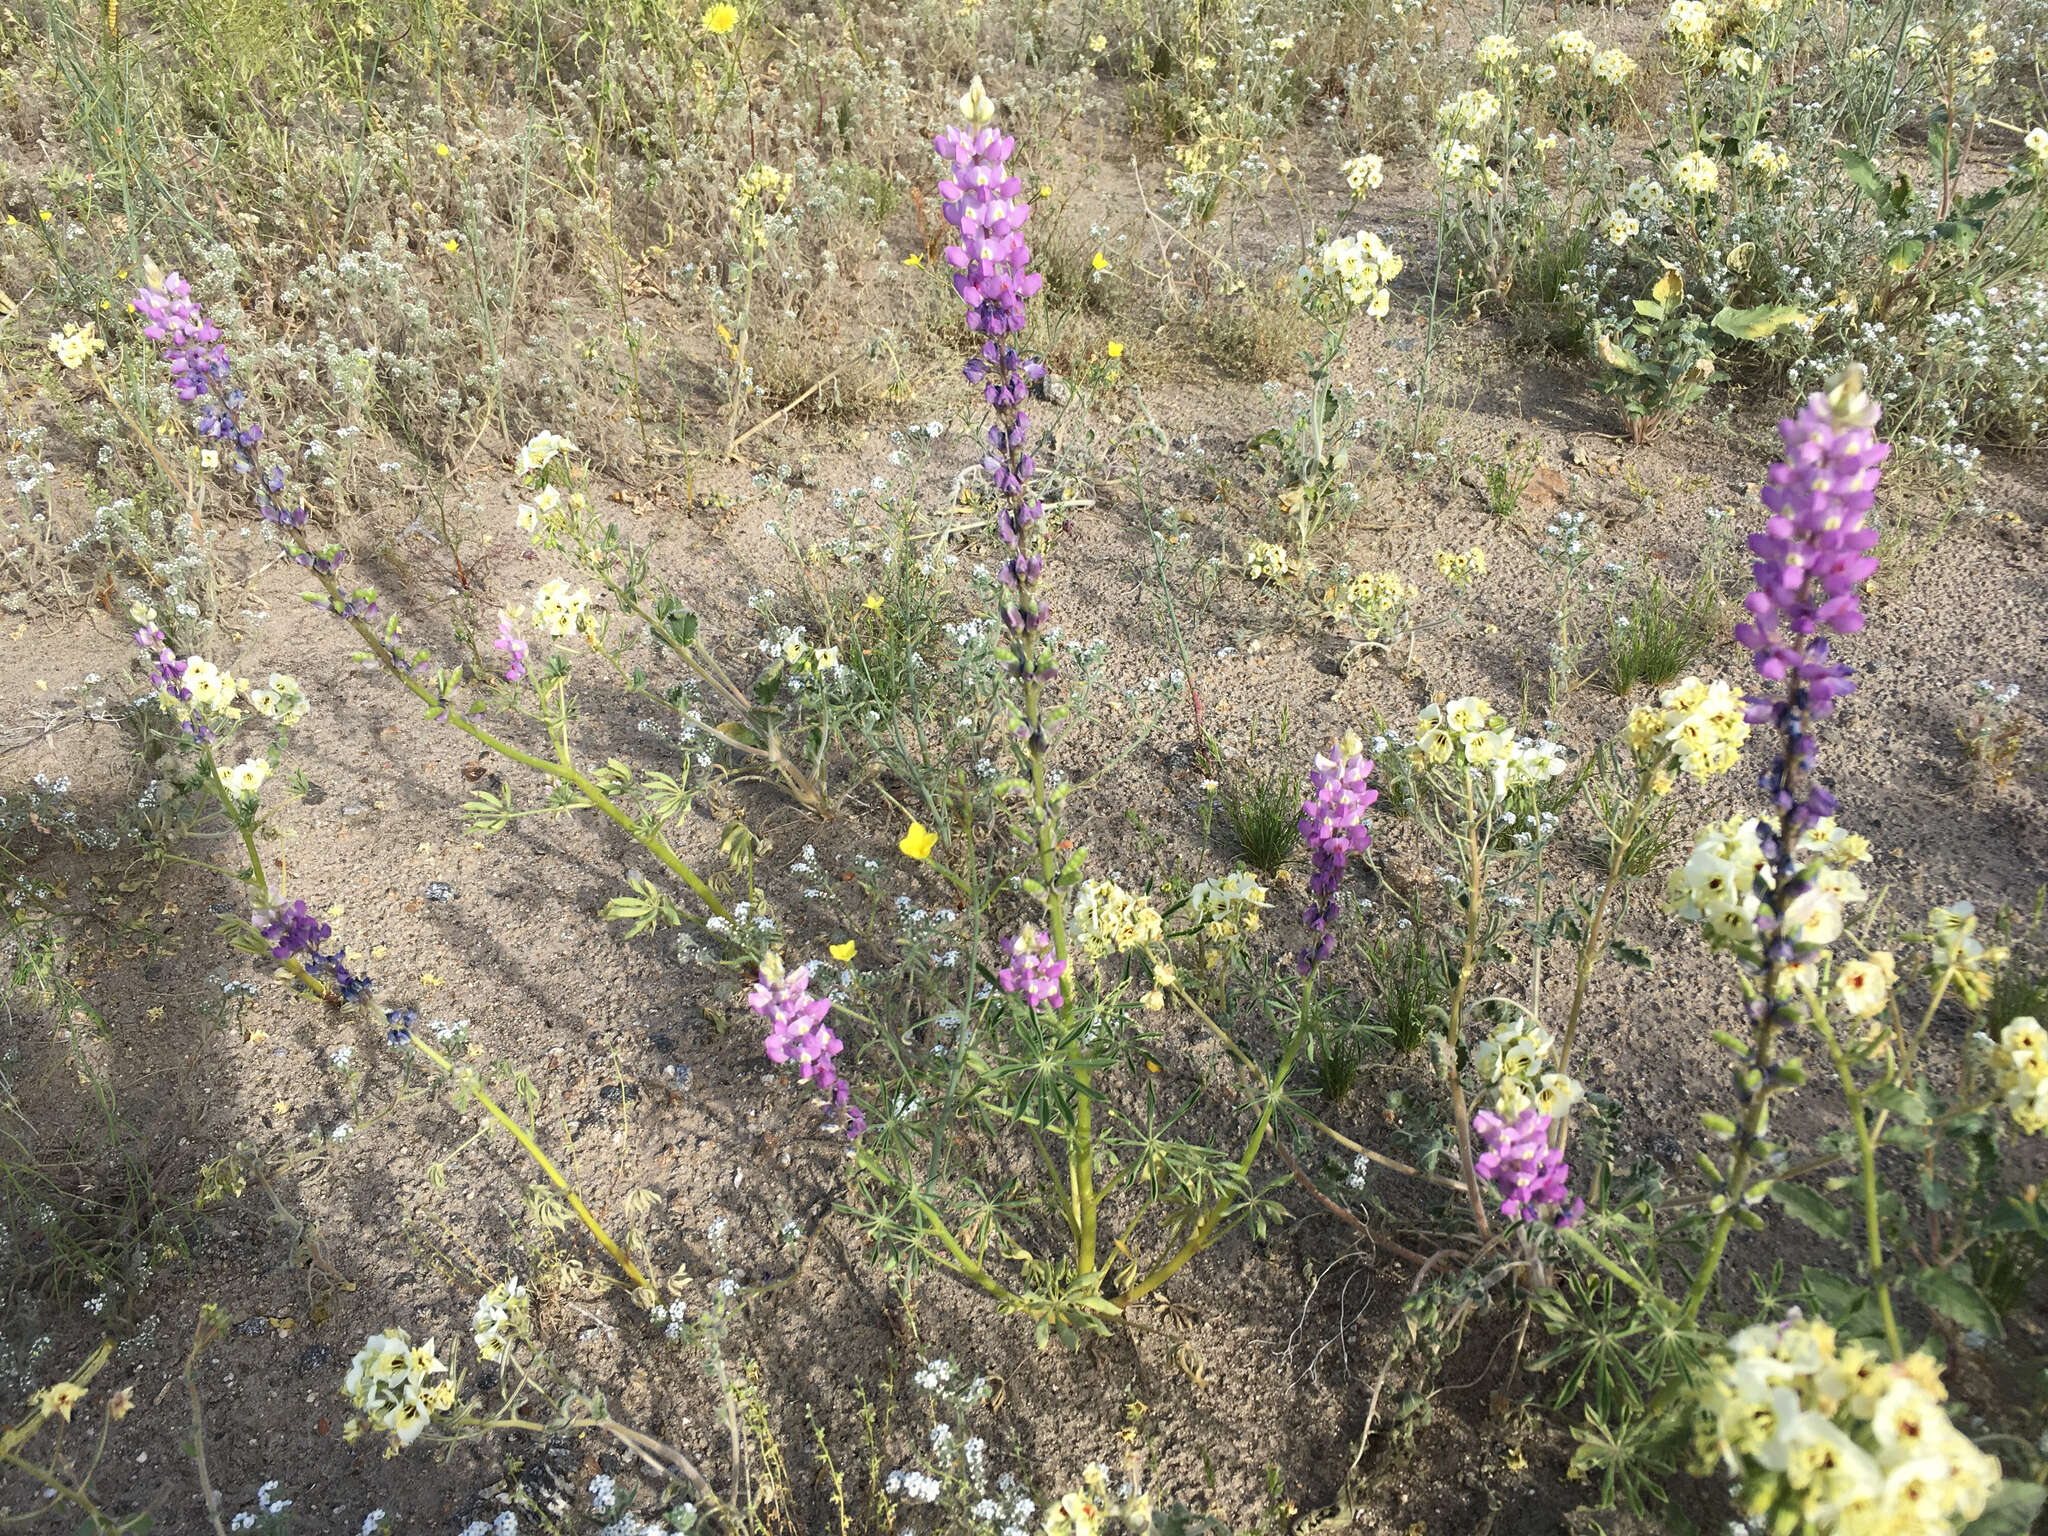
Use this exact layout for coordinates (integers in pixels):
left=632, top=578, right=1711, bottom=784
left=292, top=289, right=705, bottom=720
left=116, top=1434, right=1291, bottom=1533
left=343, top=1329, right=456, bottom=1446
left=1667, top=817, right=1870, bottom=961
left=1436, top=87, right=1500, bottom=136
left=1187, top=871, right=1269, bottom=940
left=1986, top=1017, right=2048, bottom=1135
left=1408, top=696, right=1569, bottom=795
left=1693, top=1312, right=2003, bottom=1536
left=1072, top=879, right=1164, bottom=959
left=516, top=430, right=577, bottom=477
left=470, top=1277, right=529, bottom=1362
left=1626, top=676, right=1751, bottom=785
left=1471, top=1016, right=1583, bottom=1116
left=1316, top=229, right=1403, bottom=316
left=1243, top=540, right=1293, bottom=582
left=533, top=577, right=592, bottom=639
left=1342, top=152, right=1385, bottom=193
left=247, top=673, right=310, bottom=727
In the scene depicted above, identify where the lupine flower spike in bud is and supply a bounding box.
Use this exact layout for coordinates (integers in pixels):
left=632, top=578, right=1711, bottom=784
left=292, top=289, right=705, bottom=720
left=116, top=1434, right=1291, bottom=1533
left=1296, top=731, right=1376, bottom=973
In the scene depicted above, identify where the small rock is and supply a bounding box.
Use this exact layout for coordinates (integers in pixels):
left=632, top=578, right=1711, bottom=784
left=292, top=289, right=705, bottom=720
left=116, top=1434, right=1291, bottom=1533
left=234, top=1315, right=273, bottom=1337
left=598, top=1083, right=639, bottom=1104
left=650, top=1032, right=675, bottom=1054
left=424, top=881, right=457, bottom=902
left=340, top=803, right=369, bottom=817
left=295, top=1344, right=333, bottom=1375
left=663, top=1064, right=693, bottom=1090
left=1650, top=1133, right=1683, bottom=1165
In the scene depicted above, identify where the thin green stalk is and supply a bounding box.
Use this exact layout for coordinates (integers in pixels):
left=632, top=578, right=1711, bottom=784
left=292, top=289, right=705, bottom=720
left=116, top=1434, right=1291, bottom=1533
left=1445, top=775, right=1493, bottom=1238
left=1813, top=1017, right=1904, bottom=1358
left=409, top=1035, right=650, bottom=1292
left=326, top=586, right=727, bottom=920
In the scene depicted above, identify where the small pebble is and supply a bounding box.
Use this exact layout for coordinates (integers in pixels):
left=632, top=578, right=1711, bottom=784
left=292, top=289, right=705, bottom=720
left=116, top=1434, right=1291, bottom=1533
left=424, top=881, right=457, bottom=902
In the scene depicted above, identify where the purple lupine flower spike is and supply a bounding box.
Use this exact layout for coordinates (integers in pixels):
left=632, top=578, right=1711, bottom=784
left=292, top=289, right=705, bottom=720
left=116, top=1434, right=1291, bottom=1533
left=1295, top=736, right=1377, bottom=974
left=749, top=958, right=864, bottom=1138
left=133, top=269, right=314, bottom=536
left=933, top=80, right=1058, bottom=739
left=1732, top=366, right=1886, bottom=974
left=997, top=926, right=1067, bottom=1010
left=1473, top=1109, right=1583, bottom=1227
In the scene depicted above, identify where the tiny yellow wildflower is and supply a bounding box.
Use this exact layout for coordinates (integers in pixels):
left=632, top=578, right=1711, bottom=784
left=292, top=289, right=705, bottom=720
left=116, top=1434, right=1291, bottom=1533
left=899, top=822, right=939, bottom=861
left=1090, top=250, right=1109, bottom=272
left=1106, top=340, right=1124, bottom=358
left=443, top=238, right=459, bottom=253
left=829, top=940, right=858, bottom=962
left=702, top=2, right=738, bottom=32
left=435, top=142, right=451, bottom=158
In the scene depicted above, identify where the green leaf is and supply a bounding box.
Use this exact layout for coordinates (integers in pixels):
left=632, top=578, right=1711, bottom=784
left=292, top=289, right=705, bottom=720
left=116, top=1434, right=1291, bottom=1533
left=1713, top=303, right=1809, bottom=340
left=1932, top=219, right=1980, bottom=255
left=1960, top=1481, right=2045, bottom=1536
left=1838, top=147, right=1884, bottom=199
left=1884, top=238, right=1925, bottom=272
left=1772, top=1183, right=1851, bottom=1243
left=1909, top=1266, right=2002, bottom=1336
left=1867, top=1081, right=1930, bottom=1124
left=1607, top=938, right=1654, bottom=970
left=1633, top=297, right=1668, bottom=319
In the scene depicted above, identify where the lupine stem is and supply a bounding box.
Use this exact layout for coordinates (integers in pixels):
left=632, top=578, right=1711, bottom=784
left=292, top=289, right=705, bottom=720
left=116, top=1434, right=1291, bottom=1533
left=408, top=1034, right=650, bottom=1292
left=321, top=580, right=728, bottom=922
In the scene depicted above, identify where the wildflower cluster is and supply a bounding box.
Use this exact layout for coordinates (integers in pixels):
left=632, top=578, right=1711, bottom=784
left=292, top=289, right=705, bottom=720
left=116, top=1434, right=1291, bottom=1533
left=1472, top=1108, right=1582, bottom=1227
left=1342, top=152, right=1384, bottom=194
left=343, top=1330, right=456, bottom=1447
left=1296, top=733, right=1376, bottom=972
left=1312, top=230, right=1403, bottom=316
left=1925, top=901, right=2007, bottom=1008
left=1667, top=815, right=1869, bottom=962
left=1186, top=871, right=1268, bottom=940
left=749, top=955, right=863, bottom=1137
left=1319, top=569, right=1416, bottom=643
left=1243, top=540, right=1294, bottom=582
left=1471, top=1016, right=1582, bottom=1118
left=1408, top=696, right=1569, bottom=794
left=470, top=1278, right=530, bottom=1362
left=1432, top=545, right=1487, bottom=587
left=1070, top=879, right=1163, bottom=959
left=1691, top=1313, right=2003, bottom=1536
left=997, top=926, right=1066, bottom=1011
left=1986, top=1017, right=2048, bottom=1135
left=1626, top=676, right=1751, bottom=787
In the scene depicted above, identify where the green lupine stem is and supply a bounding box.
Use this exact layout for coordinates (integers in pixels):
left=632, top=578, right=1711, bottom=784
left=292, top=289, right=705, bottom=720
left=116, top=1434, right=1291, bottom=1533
left=409, top=1034, right=650, bottom=1292
left=1116, top=986, right=1315, bottom=1308
left=205, top=758, right=341, bottom=1003
left=1445, top=774, right=1493, bottom=1238
left=320, top=574, right=728, bottom=921
left=1813, top=1016, right=1905, bottom=1358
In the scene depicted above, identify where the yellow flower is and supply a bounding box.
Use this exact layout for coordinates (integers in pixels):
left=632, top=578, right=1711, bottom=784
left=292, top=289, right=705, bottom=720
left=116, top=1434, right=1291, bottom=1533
left=443, top=238, right=459, bottom=253
left=434, top=142, right=451, bottom=157
left=899, top=822, right=938, bottom=861
left=862, top=591, right=884, bottom=611
left=902, top=252, right=925, bottom=268
left=1088, top=32, right=1107, bottom=50
left=108, top=1386, right=135, bottom=1420
left=701, top=2, right=738, bottom=32
left=829, top=940, right=857, bottom=962
left=1091, top=250, right=1109, bottom=272
left=1105, top=340, right=1124, bottom=358
left=37, top=1381, right=86, bottom=1421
